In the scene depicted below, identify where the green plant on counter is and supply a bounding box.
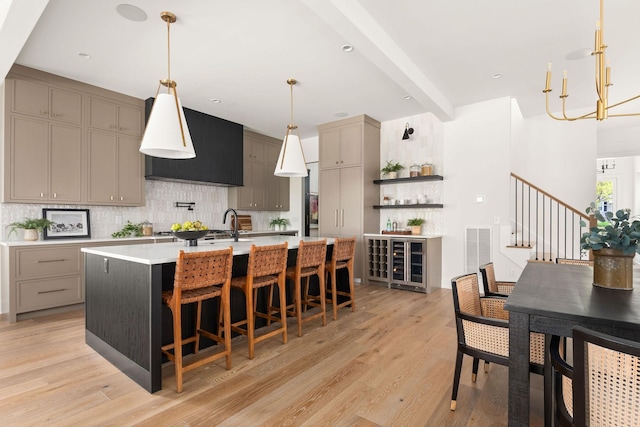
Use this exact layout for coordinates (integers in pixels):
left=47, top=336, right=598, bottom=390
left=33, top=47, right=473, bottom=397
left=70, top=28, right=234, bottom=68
left=7, top=217, right=55, bottom=236
left=112, top=221, right=143, bottom=238
left=269, top=218, right=290, bottom=227
left=407, top=218, right=425, bottom=226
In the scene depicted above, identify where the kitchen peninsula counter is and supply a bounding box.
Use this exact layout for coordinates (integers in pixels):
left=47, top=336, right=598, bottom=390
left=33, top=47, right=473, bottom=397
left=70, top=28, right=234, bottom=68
left=82, top=236, right=335, bottom=393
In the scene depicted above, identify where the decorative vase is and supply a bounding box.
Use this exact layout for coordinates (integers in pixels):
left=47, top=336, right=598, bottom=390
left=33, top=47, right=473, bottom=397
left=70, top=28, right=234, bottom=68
left=23, top=229, right=39, bottom=241
left=410, top=225, right=422, bottom=235
left=592, top=248, right=634, bottom=290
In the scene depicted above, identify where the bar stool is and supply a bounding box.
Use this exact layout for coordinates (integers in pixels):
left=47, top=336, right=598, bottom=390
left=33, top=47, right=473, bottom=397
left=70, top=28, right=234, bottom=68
left=325, top=236, right=356, bottom=320
left=282, top=239, right=327, bottom=337
left=230, top=242, right=288, bottom=359
left=161, top=247, right=233, bottom=393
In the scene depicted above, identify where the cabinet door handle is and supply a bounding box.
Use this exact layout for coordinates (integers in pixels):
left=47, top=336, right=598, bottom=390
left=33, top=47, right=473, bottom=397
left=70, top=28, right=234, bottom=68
left=334, top=209, right=338, bottom=227
left=37, top=259, right=66, bottom=263
left=110, top=196, right=114, bottom=201
left=53, top=193, right=57, bottom=198
left=38, top=288, right=68, bottom=294
left=120, top=196, right=124, bottom=201
left=341, top=209, right=345, bottom=227
left=40, top=192, right=44, bottom=198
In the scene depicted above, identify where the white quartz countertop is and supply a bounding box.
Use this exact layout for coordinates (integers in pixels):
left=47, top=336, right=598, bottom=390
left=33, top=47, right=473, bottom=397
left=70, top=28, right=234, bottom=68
left=0, top=235, right=173, bottom=247
left=81, top=235, right=334, bottom=265
left=363, top=233, right=442, bottom=239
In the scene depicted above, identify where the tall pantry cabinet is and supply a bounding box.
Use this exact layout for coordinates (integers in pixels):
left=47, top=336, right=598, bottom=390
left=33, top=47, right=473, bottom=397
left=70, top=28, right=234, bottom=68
left=318, top=114, right=380, bottom=280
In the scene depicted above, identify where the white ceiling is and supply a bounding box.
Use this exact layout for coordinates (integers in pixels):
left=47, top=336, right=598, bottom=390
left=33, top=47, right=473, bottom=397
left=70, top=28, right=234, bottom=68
left=5, top=0, right=640, bottom=140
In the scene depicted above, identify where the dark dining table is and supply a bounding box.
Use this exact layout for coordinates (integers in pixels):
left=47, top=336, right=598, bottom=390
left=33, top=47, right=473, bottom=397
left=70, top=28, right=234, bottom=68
left=504, top=262, right=640, bottom=426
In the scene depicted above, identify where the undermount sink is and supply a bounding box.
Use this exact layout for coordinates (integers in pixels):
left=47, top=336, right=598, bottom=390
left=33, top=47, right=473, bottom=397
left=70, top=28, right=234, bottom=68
left=206, top=238, right=253, bottom=244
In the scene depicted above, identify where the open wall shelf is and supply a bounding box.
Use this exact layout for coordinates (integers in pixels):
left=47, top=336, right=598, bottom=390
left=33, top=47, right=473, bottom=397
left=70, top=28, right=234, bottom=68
left=374, top=203, right=443, bottom=209
left=374, top=175, right=443, bottom=185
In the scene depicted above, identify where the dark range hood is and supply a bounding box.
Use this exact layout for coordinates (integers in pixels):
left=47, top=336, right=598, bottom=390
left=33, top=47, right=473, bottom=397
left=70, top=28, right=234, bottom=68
left=143, top=98, right=244, bottom=186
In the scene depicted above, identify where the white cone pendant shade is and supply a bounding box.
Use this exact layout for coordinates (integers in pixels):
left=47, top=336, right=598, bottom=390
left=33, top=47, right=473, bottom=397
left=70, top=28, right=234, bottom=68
left=274, top=131, right=308, bottom=177
left=139, top=93, right=195, bottom=159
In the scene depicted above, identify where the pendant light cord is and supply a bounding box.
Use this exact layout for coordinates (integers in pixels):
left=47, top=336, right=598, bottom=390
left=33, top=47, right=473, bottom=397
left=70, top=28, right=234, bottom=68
left=166, top=18, right=171, bottom=88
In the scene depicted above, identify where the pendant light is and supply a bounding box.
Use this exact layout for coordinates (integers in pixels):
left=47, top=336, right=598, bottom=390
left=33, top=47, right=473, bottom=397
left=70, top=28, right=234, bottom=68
left=274, top=78, right=308, bottom=177
left=139, top=11, right=195, bottom=159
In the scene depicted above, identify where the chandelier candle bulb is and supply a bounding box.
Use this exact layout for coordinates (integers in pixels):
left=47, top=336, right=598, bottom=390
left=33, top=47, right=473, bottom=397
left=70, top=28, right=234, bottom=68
left=561, top=70, right=568, bottom=98
left=544, top=63, right=552, bottom=92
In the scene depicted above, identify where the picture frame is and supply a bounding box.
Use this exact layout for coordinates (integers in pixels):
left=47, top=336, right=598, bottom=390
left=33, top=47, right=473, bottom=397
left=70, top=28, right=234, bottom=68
left=42, top=208, right=91, bottom=240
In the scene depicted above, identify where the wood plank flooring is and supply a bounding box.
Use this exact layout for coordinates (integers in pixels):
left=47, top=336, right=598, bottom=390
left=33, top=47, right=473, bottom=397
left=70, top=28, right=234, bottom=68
left=0, top=284, right=544, bottom=426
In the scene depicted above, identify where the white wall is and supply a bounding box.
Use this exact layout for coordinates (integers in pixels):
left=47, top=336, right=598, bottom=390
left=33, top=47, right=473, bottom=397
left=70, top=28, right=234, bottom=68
left=379, top=113, right=444, bottom=234
left=442, top=97, right=513, bottom=288
left=511, top=113, right=596, bottom=212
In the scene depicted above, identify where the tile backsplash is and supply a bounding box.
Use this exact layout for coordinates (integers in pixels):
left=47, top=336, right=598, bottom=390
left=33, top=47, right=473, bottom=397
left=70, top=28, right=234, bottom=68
left=1, top=180, right=286, bottom=241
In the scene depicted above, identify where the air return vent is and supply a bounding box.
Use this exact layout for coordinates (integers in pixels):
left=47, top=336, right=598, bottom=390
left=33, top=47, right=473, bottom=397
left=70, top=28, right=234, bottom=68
left=465, top=227, right=492, bottom=274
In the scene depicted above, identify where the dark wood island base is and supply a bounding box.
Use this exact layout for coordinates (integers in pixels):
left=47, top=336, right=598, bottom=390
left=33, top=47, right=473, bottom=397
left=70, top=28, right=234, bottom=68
left=83, top=237, right=341, bottom=393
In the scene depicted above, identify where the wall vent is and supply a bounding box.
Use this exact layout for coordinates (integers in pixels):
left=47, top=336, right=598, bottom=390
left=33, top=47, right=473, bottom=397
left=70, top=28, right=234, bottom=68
left=465, top=226, right=492, bottom=274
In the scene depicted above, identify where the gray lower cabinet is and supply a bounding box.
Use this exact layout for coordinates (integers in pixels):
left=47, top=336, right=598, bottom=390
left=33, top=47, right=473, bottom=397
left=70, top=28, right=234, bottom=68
left=0, top=238, right=171, bottom=322
left=364, top=235, right=442, bottom=293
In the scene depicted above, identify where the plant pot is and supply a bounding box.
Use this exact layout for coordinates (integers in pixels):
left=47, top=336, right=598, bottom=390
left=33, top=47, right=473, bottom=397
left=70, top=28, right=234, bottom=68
left=410, top=225, right=422, bottom=235
left=592, top=248, right=634, bottom=290
left=23, top=229, right=39, bottom=241
left=386, top=171, right=397, bottom=179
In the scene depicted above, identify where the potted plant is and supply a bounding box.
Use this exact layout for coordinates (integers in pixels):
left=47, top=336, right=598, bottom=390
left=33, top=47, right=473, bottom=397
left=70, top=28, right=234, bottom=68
left=580, top=202, right=640, bottom=289
left=269, top=218, right=290, bottom=231
left=407, top=218, right=425, bottom=235
left=7, top=217, right=55, bottom=241
left=380, top=160, right=404, bottom=179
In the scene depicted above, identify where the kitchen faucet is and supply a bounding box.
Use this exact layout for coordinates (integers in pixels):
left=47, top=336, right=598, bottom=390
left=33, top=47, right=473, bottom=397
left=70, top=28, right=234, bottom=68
left=223, top=208, right=239, bottom=242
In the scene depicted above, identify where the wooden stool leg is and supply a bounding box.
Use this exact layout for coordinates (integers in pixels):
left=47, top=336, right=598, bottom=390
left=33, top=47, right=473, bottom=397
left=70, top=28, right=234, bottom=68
left=302, top=276, right=310, bottom=312
left=172, top=304, right=184, bottom=393
left=330, top=269, right=338, bottom=320
left=194, top=300, right=202, bottom=354
left=319, top=272, right=326, bottom=326
left=246, top=288, right=255, bottom=360
left=221, top=294, right=232, bottom=370
left=295, top=275, right=303, bottom=337
left=266, top=283, right=274, bottom=325
left=279, top=278, right=288, bottom=344
left=348, top=266, right=355, bottom=312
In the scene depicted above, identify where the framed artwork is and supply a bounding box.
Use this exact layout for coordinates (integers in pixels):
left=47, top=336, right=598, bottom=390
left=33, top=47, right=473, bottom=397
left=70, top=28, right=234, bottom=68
left=310, top=193, right=318, bottom=224
left=42, top=208, right=91, bottom=240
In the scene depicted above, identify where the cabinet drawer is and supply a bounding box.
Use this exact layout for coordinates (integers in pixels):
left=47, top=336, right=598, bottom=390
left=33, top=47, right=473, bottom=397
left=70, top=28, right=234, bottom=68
left=15, top=247, right=81, bottom=279
left=16, top=275, right=83, bottom=312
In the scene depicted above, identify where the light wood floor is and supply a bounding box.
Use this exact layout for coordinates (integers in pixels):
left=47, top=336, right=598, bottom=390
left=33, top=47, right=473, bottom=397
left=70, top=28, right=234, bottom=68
left=0, top=284, right=544, bottom=426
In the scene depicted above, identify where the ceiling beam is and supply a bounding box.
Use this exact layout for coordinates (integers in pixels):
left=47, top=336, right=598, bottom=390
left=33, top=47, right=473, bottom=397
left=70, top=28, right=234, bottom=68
left=302, top=0, right=454, bottom=122
left=0, top=0, right=49, bottom=80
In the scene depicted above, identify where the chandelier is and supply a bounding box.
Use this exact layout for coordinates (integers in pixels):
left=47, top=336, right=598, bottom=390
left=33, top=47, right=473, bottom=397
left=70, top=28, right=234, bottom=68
left=543, top=0, right=640, bottom=121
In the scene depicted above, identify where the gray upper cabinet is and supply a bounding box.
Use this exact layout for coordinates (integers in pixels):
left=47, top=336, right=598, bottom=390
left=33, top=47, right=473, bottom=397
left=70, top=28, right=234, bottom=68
left=88, top=96, right=142, bottom=137
left=2, top=65, right=145, bottom=206
left=11, top=79, right=82, bottom=125
left=143, top=99, right=243, bottom=187
left=228, top=130, right=289, bottom=212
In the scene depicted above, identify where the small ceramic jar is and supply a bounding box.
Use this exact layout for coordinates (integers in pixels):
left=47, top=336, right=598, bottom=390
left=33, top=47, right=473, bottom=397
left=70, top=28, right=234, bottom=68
left=410, top=164, right=420, bottom=177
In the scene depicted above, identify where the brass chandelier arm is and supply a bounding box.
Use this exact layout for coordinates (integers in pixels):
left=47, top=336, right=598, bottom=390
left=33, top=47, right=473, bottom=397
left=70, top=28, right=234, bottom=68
left=542, top=0, right=640, bottom=122
left=545, top=92, right=597, bottom=121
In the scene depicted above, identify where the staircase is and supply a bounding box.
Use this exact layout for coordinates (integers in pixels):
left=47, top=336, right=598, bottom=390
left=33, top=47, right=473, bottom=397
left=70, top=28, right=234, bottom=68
left=509, top=173, right=592, bottom=263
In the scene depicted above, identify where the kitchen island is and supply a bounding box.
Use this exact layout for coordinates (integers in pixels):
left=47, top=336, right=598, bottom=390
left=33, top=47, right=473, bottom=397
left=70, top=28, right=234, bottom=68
left=81, top=236, right=335, bottom=392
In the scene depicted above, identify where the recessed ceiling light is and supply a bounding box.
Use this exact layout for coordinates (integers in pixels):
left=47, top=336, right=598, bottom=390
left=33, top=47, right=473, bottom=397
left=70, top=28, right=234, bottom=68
left=403, top=95, right=412, bottom=101
left=77, top=53, right=91, bottom=59
left=341, top=44, right=354, bottom=53
left=334, top=112, right=348, bottom=117
left=116, top=4, right=148, bottom=22
left=209, top=99, right=221, bottom=104
left=566, top=48, right=592, bottom=60
left=491, top=73, right=503, bottom=79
